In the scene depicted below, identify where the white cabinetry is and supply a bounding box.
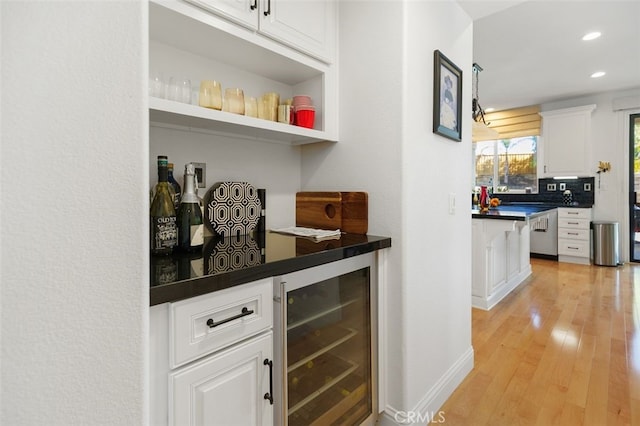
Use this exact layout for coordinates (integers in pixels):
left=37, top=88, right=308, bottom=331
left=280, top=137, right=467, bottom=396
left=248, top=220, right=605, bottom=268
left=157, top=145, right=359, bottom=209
left=539, top=104, right=596, bottom=177
left=183, top=0, right=336, bottom=63
left=150, top=278, right=274, bottom=426
left=171, top=332, right=273, bottom=426
left=472, top=219, right=532, bottom=310
left=149, top=0, right=338, bottom=145
left=558, top=208, right=592, bottom=264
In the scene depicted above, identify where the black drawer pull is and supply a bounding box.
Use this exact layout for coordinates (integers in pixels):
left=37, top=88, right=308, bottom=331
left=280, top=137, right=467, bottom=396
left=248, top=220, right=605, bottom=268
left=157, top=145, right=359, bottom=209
left=568, top=222, right=579, bottom=225
left=250, top=0, right=257, bottom=10
left=206, top=307, right=254, bottom=328
left=264, top=359, right=274, bottom=405
left=263, top=0, right=271, bottom=16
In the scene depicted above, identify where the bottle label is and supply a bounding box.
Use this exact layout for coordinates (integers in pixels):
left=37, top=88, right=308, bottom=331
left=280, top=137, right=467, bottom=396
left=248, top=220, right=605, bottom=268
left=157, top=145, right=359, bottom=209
left=190, top=223, right=204, bottom=247
left=152, top=216, right=177, bottom=250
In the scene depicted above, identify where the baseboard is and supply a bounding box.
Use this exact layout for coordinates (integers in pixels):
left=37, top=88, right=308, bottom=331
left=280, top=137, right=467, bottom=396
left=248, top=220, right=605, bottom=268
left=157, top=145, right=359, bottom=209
left=377, top=346, right=474, bottom=425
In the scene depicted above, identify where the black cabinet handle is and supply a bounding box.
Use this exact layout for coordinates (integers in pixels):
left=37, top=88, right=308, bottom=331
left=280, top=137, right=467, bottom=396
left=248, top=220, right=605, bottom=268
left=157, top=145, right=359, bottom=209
left=263, top=0, right=271, bottom=16
left=206, top=307, right=254, bottom=328
left=264, top=359, right=274, bottom=405
left=250, top=0, right=257, bottom=10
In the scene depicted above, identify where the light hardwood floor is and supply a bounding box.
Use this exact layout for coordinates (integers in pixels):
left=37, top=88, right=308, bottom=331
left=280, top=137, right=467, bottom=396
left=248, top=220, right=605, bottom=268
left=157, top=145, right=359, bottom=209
left=434, top=258, right=640, bottom=425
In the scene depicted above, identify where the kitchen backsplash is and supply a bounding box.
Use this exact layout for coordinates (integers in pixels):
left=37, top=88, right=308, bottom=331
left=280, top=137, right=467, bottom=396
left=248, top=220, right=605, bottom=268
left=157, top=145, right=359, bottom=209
left=492, top=177, right=595, bottom=206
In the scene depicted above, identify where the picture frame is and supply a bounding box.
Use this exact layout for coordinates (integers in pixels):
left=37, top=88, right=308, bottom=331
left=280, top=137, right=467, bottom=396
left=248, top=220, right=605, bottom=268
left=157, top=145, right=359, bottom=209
left=433, top=50, right=463, bottom=141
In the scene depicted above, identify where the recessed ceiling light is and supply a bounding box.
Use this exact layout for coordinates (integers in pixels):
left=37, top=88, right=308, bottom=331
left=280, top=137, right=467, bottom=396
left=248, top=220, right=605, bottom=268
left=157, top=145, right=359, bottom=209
left=582, top=31, right=601, bottom=41
left=591, top=71, right=606, bottom=78
left=485, top=107, right=495, bottom=113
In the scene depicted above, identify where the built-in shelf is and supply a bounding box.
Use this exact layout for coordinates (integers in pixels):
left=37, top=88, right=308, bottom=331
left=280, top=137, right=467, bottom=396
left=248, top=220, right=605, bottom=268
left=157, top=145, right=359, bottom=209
left=149, top=97, right=336, bottom=145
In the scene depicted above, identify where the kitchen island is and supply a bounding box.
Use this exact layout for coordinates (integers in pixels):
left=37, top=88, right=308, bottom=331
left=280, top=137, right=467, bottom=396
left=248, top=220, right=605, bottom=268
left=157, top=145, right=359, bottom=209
left=471, top=207, right=542, bottom=310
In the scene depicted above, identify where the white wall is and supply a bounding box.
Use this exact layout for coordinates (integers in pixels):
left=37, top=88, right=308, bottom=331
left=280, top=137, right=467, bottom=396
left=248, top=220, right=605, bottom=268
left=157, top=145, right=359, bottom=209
left=150, top=127, right=301, bottom=230
left=302, top=0, right=474, bottom=422
left=542, top=88, right=640, bottom=261
left=1, top=2, right=147, bottom=425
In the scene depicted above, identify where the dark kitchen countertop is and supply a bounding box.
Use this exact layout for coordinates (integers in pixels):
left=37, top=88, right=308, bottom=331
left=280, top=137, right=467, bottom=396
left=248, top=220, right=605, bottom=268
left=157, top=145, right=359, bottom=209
left=472, top=202, right=593, bottom=221
left=150, top=231, right=392, bottom=306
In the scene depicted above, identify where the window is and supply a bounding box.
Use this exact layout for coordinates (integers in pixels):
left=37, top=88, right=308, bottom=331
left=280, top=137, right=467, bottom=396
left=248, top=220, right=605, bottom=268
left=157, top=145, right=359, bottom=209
left=474, top=136, right=538, bottom=193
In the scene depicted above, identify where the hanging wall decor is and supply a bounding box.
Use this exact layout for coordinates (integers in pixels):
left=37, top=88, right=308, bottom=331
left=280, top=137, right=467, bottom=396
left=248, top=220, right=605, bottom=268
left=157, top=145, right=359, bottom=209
left=433, top=50, right=463, bottom=141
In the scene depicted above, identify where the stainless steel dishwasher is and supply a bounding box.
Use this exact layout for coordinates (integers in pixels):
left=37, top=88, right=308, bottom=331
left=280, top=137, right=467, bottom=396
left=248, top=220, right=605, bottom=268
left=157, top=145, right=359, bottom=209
left=530, top=209, right=558, bottom=258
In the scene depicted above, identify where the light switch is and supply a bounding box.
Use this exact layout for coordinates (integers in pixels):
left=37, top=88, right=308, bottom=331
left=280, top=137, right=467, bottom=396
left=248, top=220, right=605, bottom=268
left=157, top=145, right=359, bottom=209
left=449, top=193, right=456, bottom=215
left=547, top=183, right=556, bottom=191
left=559, top=183, right=566, bottom=191
left=584, top=183, right=592, bottom=191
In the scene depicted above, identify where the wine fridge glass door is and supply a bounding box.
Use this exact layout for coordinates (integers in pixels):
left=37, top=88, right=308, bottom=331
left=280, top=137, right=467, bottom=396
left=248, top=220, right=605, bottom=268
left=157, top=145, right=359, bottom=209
left=274, top=253, right=377, bottom=426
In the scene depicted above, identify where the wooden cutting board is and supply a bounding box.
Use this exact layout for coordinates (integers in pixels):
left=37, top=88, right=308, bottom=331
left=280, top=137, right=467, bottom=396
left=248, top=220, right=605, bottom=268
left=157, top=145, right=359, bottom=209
left=296, top=191, right=368, bottom=234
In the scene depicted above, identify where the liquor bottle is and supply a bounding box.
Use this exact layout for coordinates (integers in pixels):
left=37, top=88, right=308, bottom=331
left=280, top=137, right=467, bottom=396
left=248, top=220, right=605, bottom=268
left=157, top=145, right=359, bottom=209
left=177, top=163, right=204, bottom=252
left=151, top=156, right=175, bottom=202
left=150, top=156, right=178, bottom=255
left=167, top=162, right=181, bottom=209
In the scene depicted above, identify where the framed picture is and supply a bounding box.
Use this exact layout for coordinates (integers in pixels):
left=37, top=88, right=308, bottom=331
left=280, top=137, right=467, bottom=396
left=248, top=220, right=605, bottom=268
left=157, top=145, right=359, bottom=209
left=433, top=50, right=463, bottom=141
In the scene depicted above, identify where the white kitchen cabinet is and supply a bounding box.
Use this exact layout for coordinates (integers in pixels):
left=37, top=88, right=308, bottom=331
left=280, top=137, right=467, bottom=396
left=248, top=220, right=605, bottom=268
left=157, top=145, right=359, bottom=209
left=472, top=218, right=531, bottom=310
left=149, top=0, right=338, bottom=145
left=170, top=331, right=273, bottom=426
left=182, top=0, right=336, bottom=63
left=539, top=104, right=596, bottom=177
left=150, top=279, right=274, bottom=426
left=557, top=207, right=592, bottom=264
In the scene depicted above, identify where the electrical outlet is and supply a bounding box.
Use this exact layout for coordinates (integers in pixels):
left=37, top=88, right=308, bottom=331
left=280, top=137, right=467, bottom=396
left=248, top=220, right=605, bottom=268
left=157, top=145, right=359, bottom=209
left=547, top=183, right=556, bottom=191
left=559, top=183, right=566, bottom=191
left=191, top=162, right=206, bottom=189
left=584, top=183, right=592, bottom=191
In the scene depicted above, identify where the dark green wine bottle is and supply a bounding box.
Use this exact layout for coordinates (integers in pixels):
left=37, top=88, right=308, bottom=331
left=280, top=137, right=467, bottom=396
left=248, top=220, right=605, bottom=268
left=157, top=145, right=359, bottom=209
left=177, top=163, right=204, bottom=252
left=150, top=156, right=177, bottom=255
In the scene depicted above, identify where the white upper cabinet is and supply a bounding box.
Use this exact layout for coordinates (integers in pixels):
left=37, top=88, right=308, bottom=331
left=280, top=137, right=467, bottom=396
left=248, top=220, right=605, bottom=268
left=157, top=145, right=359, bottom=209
left=539, top=104, right=596, bottom=177
left=149, top=0, right=338, bottom=145
left=181, top=0, right=336, bottom=64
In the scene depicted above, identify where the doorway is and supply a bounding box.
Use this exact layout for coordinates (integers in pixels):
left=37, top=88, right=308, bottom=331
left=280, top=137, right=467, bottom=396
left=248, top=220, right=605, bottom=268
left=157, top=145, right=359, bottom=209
left=629, top=113, right=640, bottom=262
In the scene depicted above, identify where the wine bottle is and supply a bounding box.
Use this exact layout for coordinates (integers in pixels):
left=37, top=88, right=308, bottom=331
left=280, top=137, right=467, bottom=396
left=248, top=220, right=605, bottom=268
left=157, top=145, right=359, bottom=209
left=150, top=156, right=178, bottom=255
left=177, top=163, right=204, bottom=252
left=167, top=162, right=181, bottom=209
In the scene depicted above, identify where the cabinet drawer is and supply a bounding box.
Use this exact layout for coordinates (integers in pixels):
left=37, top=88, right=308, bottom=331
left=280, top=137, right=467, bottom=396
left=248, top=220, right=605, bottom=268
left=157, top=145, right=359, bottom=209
left=170, top=278, right=273, bottom=368
left=558, top=208, right=591, bottom=220
left=558, top=239, right=590, bottom=257
left=558, top=218, right=590, bottom=230
left=558, top=228, right=590, bottom=240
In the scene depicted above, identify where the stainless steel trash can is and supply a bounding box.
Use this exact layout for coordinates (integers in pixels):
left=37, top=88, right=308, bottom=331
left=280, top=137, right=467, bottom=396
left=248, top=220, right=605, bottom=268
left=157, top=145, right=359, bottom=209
left=592, top=221, right=619, bottom=266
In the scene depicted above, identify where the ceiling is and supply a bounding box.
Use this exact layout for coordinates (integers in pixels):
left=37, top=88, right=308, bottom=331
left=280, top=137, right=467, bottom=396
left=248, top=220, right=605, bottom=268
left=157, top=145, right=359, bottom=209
left=458, top=0, right=640, bottom=112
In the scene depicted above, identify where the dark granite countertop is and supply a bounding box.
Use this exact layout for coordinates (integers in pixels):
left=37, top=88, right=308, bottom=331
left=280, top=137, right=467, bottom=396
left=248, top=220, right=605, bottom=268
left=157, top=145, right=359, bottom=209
left=150, top=232, right=392, bottom=306
left=471, top=202, right=593, bottom=220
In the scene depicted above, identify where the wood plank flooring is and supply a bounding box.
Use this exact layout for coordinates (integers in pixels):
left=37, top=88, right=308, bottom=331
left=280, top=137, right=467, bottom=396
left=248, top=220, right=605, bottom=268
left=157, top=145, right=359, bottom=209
left=433, top=258, right=640, bottom=425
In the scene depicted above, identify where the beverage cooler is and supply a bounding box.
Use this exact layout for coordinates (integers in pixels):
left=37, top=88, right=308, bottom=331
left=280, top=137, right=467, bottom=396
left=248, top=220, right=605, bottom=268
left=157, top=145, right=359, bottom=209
left=273, top=253, right=377, bottom=426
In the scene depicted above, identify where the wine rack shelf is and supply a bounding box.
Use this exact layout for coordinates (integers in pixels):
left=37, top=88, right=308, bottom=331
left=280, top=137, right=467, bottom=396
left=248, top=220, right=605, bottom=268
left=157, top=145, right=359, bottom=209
left=287, top=351, right=358, bottom=414
left=289, top=373, right=368, bottom=426
left=287, top=297, right=358, bottom=332
left=149, top=97, right=335, bottom=146
left=288, top=325, right=357, bottom=371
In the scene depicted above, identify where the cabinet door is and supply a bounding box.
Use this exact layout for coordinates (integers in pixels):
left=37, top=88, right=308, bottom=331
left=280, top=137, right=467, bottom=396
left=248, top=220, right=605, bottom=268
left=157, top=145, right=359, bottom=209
left=541, top=105, right=595, bottom=176
left=185, top=0, right=258, bottom=29
left=259, top=0, right=336, bottom=63
left=170, top=332, right=273, bottom=426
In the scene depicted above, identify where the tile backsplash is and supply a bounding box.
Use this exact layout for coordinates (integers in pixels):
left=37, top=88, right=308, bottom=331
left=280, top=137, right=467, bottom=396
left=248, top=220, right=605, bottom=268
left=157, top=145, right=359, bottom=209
left=493, top=177, right=595, bottom=206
